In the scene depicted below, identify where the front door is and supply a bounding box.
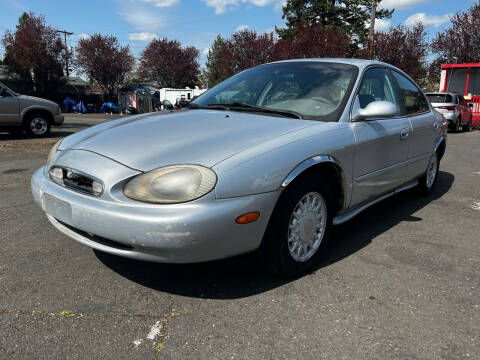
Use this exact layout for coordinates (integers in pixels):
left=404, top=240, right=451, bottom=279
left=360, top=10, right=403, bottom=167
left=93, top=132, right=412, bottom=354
left=0, top=86, right=20, bottom=125
left=351, top=67, right=411, bottom=206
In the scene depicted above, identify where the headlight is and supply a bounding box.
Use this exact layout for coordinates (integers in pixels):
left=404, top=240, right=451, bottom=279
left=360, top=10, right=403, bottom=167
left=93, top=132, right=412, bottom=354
left=123, top=165, right=217, bottom=204
left=47, top=140, right=62, bottom=164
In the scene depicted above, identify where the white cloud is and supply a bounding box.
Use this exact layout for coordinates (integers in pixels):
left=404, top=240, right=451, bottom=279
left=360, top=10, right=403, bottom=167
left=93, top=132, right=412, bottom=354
left=139, top=0, right=179, bottom=7
left=204, top=0, right=284, bottom=14
left=236, top=24, right=249, bottom=31
left=405, top=13, right=451, bottom=27
left=76, top=33, right=90, bottom=40
left=121, top=9, right=165, bottom=31
left=128, top=32, right=159, bottom=41
left=375, top=19, right=391, bottom=32
left=203, top=47, right=210, bottom=55
left=380, top=0, right=439, bottom=11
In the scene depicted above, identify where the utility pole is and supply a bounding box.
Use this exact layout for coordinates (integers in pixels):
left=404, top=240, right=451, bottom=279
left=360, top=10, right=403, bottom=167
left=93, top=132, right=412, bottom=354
left=368, top=0, right=377, bottom=60
left=57, top=29, right=73, bottom=78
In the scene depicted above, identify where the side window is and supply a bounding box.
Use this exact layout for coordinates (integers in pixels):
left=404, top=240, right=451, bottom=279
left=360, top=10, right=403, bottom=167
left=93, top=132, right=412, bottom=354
left=391, top=71, right=429, bottom=115
left=357, top=67, right=399, bottom=110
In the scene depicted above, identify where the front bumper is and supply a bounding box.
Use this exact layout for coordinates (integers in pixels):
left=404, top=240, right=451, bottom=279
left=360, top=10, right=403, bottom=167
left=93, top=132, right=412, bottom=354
left=53, top=114, right=64, bottom=126
left=31, top=166, right=278, bottom=263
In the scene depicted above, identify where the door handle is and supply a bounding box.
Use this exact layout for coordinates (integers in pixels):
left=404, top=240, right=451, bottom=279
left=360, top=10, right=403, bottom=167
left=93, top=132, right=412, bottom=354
left=400, top=128, right=409, bottom=140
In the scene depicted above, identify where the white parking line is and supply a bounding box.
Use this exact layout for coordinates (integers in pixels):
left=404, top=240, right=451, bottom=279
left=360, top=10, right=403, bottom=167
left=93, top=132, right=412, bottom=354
left=472, top=202, right=480, bottom=211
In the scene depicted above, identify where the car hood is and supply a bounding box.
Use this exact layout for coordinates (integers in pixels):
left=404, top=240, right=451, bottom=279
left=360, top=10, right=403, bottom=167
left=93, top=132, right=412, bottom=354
left=17, top=94, right=58, bottom=107
left=59, top=109, right=315, bottom=171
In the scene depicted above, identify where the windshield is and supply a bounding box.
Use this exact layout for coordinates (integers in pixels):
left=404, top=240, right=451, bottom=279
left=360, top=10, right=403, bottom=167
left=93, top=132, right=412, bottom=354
left=426, top=94, right=453, bottom=104
left=193, top=62, right=358, bottom=121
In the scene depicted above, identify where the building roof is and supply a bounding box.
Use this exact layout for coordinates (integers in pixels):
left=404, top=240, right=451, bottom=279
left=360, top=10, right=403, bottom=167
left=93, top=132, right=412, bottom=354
left=441, top=63, right=480, bottom=69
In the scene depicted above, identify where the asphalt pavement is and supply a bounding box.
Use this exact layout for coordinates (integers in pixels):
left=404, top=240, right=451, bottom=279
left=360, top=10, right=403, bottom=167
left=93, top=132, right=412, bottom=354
left=0, top=116, right=479, bottom=359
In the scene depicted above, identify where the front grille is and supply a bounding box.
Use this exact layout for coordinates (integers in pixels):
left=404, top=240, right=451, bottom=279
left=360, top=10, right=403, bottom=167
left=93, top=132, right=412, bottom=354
left=49, top=166, right=103, bottom=196
left=57, top=220, right=134, bottom=251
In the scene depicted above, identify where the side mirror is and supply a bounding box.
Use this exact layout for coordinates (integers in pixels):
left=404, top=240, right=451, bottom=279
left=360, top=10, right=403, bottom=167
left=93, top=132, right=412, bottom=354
left=352, top=98, right=398, bottom=121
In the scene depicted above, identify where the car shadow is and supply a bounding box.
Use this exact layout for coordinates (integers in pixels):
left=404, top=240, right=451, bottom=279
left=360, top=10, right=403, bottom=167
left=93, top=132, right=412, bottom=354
left=95, top=170, right=454, bottom=300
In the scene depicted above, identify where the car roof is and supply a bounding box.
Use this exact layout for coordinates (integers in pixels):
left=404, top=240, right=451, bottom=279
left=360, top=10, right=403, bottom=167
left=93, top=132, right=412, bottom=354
left=268, top=58, right=398, bottom=70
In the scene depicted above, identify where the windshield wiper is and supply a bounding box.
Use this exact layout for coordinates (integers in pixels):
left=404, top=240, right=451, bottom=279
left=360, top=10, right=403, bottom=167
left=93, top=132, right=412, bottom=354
left=185, top=103, right=229, bottom=111
left=208, top=102, right=303, bottom=119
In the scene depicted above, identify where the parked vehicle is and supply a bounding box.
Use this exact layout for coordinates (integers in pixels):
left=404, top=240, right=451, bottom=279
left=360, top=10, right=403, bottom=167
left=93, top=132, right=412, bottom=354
left=161, top=99, right=174, bottom=110
left=31, top=59, right=447, bottom=277
left=0, top=82, right=64, bottom=137
left=425, top=92, right=473, bottom=132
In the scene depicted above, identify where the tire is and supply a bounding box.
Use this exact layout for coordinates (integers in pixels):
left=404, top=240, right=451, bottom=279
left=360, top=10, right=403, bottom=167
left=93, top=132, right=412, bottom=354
left=464, top=118, right=472, bottom=132
left=24, top=113, right=51, bottom=137
left=454, top=117, right=461, bottom=132
left=417, top=151, right=439, bottom=196
left=259, top=175, right=335, bottom=277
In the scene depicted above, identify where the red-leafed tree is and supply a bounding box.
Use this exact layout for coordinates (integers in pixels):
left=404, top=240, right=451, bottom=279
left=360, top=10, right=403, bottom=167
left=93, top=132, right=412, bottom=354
left=139, top=38, right=200, bottom=88
left=371, top=24, right=428, bottom=85
left=218, top=30, right=277, bottom=79
left=75, top=34, right=135, bottom=95
left=2, top=12, right=64, bottom=95
left=431, top=2, right=480, bottom=64
left=273, top=24, right=350, bottom=60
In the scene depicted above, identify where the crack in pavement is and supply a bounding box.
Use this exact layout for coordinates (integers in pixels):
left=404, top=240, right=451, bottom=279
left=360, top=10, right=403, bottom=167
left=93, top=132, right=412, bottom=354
left=0, top=308, right=183, bottom=320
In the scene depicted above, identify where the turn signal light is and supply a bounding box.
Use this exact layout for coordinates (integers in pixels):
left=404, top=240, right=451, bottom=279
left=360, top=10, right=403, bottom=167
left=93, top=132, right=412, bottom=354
left=235, top=211, right=260, bottom=224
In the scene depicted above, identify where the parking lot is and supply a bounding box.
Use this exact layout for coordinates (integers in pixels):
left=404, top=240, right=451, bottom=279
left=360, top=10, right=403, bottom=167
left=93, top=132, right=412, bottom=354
left=0, top=116, right=479, bottom=359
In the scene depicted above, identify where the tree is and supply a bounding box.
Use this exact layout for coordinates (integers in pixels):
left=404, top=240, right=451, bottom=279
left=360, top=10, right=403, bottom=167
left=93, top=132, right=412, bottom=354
left=277, top=0, right=393, bottom=54
left=205, top=34, right=227, bottom=87
left=218, top=30, right=277, bottom=79
left=139, top=38, right=199, bottom=88
left=372, top=24, right=428, bottom=85
left=1, top=12, right=64, bottom=95
left=75, top=34, right=134, bottom=95
left=273, top=23, right=350, bottom=60
left=431, top=2, right=480, bottom=64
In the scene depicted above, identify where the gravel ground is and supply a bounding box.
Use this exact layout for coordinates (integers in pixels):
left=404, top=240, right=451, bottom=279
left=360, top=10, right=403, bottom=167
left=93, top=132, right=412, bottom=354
left=0, top=118, right=479, bottom=359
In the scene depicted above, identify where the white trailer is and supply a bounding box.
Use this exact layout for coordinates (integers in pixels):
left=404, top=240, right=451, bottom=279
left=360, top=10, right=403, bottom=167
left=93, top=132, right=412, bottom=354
left=158, top=87, right=207, bottom=105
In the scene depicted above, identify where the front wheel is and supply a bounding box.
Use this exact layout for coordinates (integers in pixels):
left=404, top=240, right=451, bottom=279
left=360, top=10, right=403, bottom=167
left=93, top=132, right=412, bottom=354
left=24, top=114, right=51, bottom=137
left=259, top=176, right=335, bottom=277
left=463, top=118, right=472, bottom=132
left=417, top=152, right=439, bottom=196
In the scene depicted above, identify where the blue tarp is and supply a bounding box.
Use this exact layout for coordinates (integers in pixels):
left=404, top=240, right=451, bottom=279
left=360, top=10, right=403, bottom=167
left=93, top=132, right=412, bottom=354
left=100, top=102, right=118, bottom=113
left=73, top=101, right=86, bottom=113
left=63, top=97, right=77, bottom=112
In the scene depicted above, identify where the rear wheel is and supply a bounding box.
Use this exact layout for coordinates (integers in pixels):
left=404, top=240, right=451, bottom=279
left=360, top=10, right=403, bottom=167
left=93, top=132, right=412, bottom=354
left=454, top=117, right=461, bottom=132
left=24, top=113, right=51, bottom=137
left=259, top=176, right=335, bottom=277
left=417, top=151, right=439, bottom=196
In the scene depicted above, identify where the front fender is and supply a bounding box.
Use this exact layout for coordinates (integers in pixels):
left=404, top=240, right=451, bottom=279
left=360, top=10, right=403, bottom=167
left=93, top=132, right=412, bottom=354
left=213, top=125, right=355, bottom=205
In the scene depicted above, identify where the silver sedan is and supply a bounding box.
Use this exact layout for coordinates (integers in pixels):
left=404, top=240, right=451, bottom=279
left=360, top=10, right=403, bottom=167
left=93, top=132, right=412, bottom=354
left=31, top=59, right=447, bottom=277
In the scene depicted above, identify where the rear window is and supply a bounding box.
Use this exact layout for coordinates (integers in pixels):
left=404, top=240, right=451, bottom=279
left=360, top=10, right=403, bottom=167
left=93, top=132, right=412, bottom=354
left=426, top=94, right=452, bottom=103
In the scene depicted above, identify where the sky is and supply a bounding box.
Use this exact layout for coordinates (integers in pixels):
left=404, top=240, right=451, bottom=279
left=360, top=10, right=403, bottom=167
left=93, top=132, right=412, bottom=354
left=0, top=0, right=476, bottom=67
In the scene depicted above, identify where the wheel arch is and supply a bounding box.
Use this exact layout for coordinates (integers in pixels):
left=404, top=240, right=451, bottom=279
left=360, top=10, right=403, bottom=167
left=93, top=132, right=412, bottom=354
left=434, top=136, right=446, bottom=161
left=280, top=155, right=346, bottom=215
left=22, top=107, right=54, bottom=125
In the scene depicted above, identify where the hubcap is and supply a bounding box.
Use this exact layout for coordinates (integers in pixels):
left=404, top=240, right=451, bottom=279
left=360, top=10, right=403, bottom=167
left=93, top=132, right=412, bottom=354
left=426, top=153, right=438, bottom=189
left=287, top=192, right=327, bottom=263
left=30, top=118, right=48, bottom=135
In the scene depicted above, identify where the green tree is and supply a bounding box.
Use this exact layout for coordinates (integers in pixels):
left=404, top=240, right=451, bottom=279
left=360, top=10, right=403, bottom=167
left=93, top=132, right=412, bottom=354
left=277, top=0, right=393, bottom=54
left=205, top=34, right=227, bottom=87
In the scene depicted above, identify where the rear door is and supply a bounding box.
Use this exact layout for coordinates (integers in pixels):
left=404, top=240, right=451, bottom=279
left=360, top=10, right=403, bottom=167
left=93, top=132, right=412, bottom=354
left=390, top=70, right=435, bottom=180
left=351, top=67, right=411, bottom=206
